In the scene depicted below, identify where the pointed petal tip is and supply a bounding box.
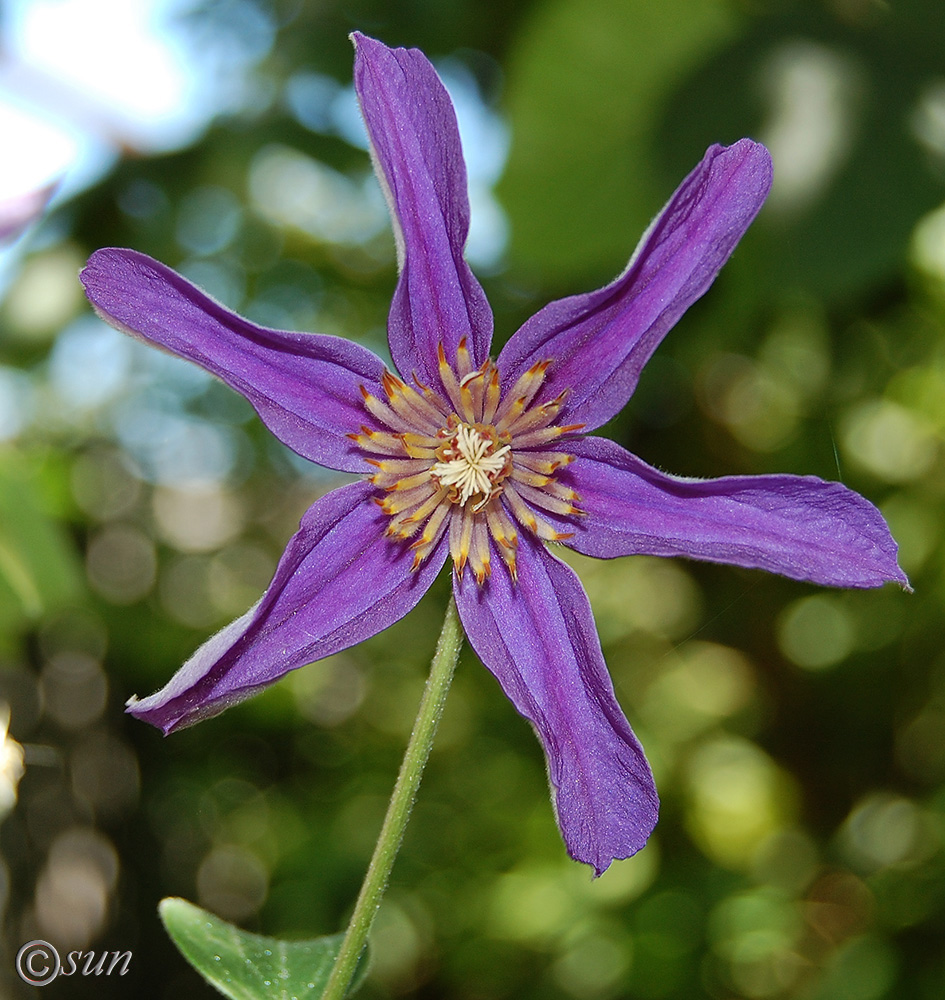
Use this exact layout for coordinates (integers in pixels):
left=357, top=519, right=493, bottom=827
left=80, top=248, right=156, bottom=323
left=81, top=245, right=129, bottom=274
left=883, top=564, right=912, bottom=594
left=728, top=135, right=771, bottom=160
left=719, top=136, right=774, bottom=196
left=348, top=29, right=370, bottom=54
left=576, top=796, right=660, bottom=878
left=79, top=248, right=123, bottom=316
left=350, top=31, right=398, bottom=69
left=125, top=694, right=177, bottom=737
left=79, top=246, right=113, bottom=289
left=693, top=138, right=773, bottom=213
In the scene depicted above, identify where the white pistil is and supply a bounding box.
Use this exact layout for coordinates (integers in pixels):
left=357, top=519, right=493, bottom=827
left=431, top=424, right=510, bottom=506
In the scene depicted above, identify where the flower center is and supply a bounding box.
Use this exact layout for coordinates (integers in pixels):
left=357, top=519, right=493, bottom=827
left=349, top=337, right=585, bottom=584
left=430, top=421, right=511, bottom=509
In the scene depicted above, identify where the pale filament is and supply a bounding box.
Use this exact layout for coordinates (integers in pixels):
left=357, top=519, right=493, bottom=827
left=430, top=424, right=511, bottom=506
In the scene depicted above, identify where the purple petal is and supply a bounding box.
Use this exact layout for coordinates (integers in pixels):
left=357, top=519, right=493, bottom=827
left=81, top=248, right=384, bottom=474
left=454, top=534, right=658, bottom=875
left=498, top=140, right=772, bottom=431
left=352, top=33, right=493, bottom=384
left=127, top=481, right=448, bottom=733
left=553, top=436, right=909, bottom=589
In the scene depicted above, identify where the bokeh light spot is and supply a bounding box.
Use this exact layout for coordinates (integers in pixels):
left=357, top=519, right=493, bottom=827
left=85, top=523, right=157, bottom=604
left=553, top=932, right=630, bottom=998
left=840, top=792, right=937, bottom=872
left=641, top=642, right=755, bottom=741
left=196, top=844, right=268, bottom=922
left=1, top=246, right=86, bottom=339
left=840, top=399, right=937, bottom=483
left=685, top=738, right=797, bottom=869
left=777, top=594, right=855, bottom=670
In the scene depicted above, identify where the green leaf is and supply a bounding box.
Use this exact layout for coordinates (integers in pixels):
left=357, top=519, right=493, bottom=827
left=159, top=898, right=367, bottom=1000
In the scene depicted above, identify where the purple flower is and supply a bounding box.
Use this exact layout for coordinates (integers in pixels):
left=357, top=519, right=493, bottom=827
left=80, top=34, right=906, bottom=874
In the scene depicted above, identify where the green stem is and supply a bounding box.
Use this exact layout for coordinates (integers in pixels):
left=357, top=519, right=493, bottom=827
left=321, top=594, right=464, bottom=1000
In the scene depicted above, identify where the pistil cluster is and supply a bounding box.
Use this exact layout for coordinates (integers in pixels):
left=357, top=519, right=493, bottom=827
left=349, top=338, right=584, bottom=583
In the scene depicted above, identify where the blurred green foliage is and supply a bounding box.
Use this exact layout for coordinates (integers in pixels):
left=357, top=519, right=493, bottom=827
left=1, top=0, right=945, bottom=998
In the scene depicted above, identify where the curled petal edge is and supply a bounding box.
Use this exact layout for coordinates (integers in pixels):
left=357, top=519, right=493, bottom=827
left=128, top=481, right=449, bottom=733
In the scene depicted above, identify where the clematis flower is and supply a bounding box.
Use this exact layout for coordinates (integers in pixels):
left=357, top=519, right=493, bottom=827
left=80, top=34, right=906, bottom=874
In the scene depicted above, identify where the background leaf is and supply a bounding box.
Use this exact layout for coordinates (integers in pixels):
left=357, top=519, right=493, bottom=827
left=499, top=0, right=738, bottom=285
left=0, top=449, right=83, bottom=635
left=658, top=0, right=945, bottom=300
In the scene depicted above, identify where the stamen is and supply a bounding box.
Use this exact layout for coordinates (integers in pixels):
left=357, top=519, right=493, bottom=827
left=485, top=503, right=519, bottom=551
left=541, top=479, right=582, bottom=504
left=456, top=335, right=473, bottom=377
left=511, top=479, right=582, bottom=517
left=351, top=427, right=410, bottom=455
left=502, top=482, right=569, bottom=540
left=401, top=432, right=440, bottom=459
left=511, top=450, right=574, bottom=474
left=457, top=372, right=480, bottom=423
left=449, top=505, right=475, bottom=577
left=360, top=385, right=417, bottom=433
left=494, top=360, right=551, bottom=423
left=437, top=343, right=465, bottom=413
left=409, top=502, right=451, bottom=568
left=500, top=544, right=518, bottom=582
left=503, top=392, right=569, bottom=436
left=401, top=486, right=450, bottom=524
left=515, top=451, right=574, bottom=477
left=366, top=457, right=429, bottom=476
left=510, top=465, right=553, bottom=489
left=494, top=396, right=527, bottom=432
left=410, top=501, right=451, bottom=550
left=412, top=372, right=450, bottom=417
left=469, top=517, right=492, bottom=584
left=511, top=423, right=584, bottom=449
left=384, top=470, right=433, bottom=492
left=382, top=371, right=443, bottom=430
left=482, top=368, right=501, bottom=424
left=378, top=483, right=436, bottom=516
left=387, top=486, right=449, bottom=539
left=501, top=481, right=540, bottom=534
